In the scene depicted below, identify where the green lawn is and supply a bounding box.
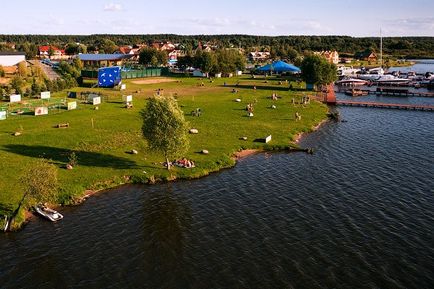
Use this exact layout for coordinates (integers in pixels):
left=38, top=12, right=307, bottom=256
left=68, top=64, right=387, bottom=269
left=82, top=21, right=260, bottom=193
left=0, top=75, right=328, bottom=227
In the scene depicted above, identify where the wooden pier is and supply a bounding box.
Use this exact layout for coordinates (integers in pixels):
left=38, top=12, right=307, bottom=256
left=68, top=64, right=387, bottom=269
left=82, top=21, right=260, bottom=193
left=338, top=88, right=434, bottom=97
left=335, top=100, right=434, bottom=111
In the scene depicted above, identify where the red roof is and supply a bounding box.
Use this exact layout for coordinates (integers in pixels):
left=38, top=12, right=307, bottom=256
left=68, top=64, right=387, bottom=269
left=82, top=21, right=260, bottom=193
left=118, top=46, right=132, bottom=54
left=39, top=46, right=65, bottom=54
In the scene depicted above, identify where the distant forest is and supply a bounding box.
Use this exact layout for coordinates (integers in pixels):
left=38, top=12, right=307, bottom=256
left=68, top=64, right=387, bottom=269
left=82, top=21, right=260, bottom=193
left=1, top=34, right=434, bottom=59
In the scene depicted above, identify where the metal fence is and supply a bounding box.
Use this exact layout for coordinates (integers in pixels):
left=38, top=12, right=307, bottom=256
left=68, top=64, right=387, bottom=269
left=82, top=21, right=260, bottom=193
left=81, top=67, right=169, bottom=79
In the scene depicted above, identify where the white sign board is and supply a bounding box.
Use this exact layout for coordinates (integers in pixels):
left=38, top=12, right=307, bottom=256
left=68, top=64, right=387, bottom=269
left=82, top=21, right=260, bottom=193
left=67, top=101, right=77, bottom=110
left=10, top=94, right=21, bottom=103
left=121, top=84, right=126, bottom=90
left=92, top=97, right=101, bottom=105
left=122, top=95, right=132, bottom=102
left=40, top=91, right=51, bottom=99
left=34, top=107, right=48, bottom=116
left=0, top=111, right=6, bottom=120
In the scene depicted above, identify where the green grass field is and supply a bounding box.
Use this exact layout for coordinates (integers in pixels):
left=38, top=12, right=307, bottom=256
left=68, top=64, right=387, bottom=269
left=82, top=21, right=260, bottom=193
left=0, top=75, right=328, bottom=227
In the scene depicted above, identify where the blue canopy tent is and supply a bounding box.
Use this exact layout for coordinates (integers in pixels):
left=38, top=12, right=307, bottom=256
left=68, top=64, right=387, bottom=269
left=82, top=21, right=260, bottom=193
left=257, top=60, right=301, bottom=73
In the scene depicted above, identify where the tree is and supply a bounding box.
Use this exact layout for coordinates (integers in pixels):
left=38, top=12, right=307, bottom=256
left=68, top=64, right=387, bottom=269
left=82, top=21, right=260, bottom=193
left=98, top=38, right=118, bottom=54
left=177, top=55, right=194, bottom=70
left=21, top=158, right=58, bottom=208
left=17, top=61, right=28, bottom=77
left=141, top=95, right=189, bottom=170
left=300, top=54, right=337, bottom=88
left=139, top=48, right=167, bottom=66
left=0, top=65, right=5, bottom=77
left=10, top=76, right=25, bottom=94
left=31, top=79, right=41, bottom=96
left=194, top=51, right=216, bottom=74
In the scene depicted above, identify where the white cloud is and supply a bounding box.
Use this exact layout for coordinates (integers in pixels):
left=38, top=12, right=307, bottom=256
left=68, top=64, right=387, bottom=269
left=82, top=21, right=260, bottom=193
left=104, top=3, right=122, bottom=12
left=383, top=17, right=434, bottom=36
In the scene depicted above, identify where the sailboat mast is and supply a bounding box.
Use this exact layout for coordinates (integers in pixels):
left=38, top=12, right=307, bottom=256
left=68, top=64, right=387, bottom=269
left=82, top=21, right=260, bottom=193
left=380, top=28, right=383, bottom=68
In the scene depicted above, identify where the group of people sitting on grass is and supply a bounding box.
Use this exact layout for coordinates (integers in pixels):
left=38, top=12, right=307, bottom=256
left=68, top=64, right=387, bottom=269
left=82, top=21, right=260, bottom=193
left=164, top=158, right=195, bottom=168
left=174, top=158, right=195, bottom=168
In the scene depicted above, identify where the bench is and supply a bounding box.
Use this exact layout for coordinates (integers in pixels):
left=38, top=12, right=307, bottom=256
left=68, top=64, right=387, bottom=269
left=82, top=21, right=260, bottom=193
left=56, top=123, right=69, bottom=128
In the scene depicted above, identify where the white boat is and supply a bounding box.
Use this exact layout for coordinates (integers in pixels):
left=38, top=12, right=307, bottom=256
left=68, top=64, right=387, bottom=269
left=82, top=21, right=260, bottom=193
left=35, top=204, right=63, bottom=222
left=374, top=74, right=410, bottom=84
left=336, top=78, right=368, bottom=86
left=337, top=65, right=360, bottom=77
left=358, top=67, right=385, bottom=81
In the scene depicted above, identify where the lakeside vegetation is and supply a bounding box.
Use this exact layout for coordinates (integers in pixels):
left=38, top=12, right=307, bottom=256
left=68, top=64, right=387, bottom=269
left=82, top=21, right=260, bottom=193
left=0, top=75, right=328, bottom=230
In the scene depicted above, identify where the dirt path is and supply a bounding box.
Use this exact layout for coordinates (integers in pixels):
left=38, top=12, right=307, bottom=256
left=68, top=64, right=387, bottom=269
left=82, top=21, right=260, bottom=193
left=131, top=77, right=178, bottom=85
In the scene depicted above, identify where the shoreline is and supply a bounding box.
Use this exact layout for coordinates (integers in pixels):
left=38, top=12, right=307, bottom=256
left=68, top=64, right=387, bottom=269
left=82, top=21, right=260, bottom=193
left=294, top=118, right=329, bottom=144
left=4, top=106, right=330, bottom=232
left=6, top=117, right=330, bottom=232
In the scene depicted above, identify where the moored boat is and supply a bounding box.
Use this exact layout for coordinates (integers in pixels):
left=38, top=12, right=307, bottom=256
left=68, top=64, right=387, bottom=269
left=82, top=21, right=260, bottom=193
left=35, top=204, right=63, bottom=222
left=336, top=78, right=368, bottom=86
left=374, top=74, right=410, bottom=84
left=345, top=88, right=369, bottom=96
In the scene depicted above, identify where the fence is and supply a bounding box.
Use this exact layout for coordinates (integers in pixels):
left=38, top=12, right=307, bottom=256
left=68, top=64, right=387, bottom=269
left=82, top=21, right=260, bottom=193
left=81, top=67, right=169, bottom=79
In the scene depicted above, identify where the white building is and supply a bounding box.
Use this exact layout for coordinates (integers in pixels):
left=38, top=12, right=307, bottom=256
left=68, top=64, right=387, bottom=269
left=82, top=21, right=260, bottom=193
left=0, top=52, right=26, bottom=66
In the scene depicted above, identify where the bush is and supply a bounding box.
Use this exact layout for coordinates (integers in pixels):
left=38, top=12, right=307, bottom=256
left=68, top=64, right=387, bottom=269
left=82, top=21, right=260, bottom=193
left=68, top=151, right=78, bottom=167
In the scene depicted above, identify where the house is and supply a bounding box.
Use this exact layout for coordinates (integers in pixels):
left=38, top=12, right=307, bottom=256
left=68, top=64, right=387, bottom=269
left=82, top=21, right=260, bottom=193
left=39, top=46, right=66, bottom=60
left=355, top=50, right=377, bottom=62
left=314, top=50, right=339, bottom=64
left=0, top=42, right=16, bottom=50
left=168, top=50, right=184, bottom=65
left=117, top=46, right=141, bottom=61
left=152, top=41, right=176, bottom=52
left=118, top=46, right=133, bottom=54
left=249, top=51, right=271, bottom=62
left=0, top=52, right=26, bottom=66
left=78, top=53, right=133, bottom=68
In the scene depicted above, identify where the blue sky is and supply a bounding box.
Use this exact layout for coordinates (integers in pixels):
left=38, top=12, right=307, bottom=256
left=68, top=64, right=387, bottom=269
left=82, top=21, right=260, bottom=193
left=2, top=0, right=434, bottom=36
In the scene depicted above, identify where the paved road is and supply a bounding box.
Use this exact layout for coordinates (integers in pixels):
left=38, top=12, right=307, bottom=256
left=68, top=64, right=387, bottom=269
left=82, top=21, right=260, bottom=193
left=28, top=60, right=60, bottom=81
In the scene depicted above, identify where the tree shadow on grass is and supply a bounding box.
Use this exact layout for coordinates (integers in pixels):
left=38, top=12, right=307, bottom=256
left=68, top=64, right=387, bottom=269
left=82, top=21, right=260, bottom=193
left=2, top=144, right=138, bottom=169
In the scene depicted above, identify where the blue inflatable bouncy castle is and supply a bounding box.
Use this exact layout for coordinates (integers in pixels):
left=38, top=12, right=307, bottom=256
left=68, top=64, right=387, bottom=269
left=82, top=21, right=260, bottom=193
left=98, top=66, right=121, bottom=87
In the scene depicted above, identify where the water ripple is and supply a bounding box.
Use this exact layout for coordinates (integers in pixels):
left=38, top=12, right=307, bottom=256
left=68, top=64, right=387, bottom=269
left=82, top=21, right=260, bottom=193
left=1, top=96, right=434, bottom=288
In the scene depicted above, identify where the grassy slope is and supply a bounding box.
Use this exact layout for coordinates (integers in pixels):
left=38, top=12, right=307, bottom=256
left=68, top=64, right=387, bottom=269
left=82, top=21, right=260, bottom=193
left=0, top=75, right=328, bottom=217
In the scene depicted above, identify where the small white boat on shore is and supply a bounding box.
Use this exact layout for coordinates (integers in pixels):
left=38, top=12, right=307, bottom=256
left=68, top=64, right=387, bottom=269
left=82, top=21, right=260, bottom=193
left=35, top=204, right=63, bottom=222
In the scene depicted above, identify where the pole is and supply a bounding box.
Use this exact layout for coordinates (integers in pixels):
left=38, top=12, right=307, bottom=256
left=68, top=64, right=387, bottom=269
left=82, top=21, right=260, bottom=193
left=380, top=28, right=383, bottom=68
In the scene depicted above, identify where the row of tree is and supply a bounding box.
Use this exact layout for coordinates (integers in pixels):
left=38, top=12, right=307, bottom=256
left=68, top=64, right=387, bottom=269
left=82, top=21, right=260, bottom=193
left=1, top=34, right=433, bottom=58
left=176, top=49, right=246, bottom=74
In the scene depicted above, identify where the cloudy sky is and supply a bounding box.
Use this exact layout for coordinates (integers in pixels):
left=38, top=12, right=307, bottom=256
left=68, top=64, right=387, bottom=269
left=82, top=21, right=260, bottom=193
left=2, top=0, right=434, bottom=36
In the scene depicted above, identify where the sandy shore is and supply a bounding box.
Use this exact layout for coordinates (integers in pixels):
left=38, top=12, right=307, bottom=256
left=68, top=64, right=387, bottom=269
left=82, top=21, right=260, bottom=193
left=233, top=149, right=260, bottom=159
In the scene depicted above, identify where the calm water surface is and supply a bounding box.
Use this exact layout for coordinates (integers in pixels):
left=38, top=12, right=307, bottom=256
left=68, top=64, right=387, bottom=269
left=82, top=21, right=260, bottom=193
left=1, top=62, right=434, bottom=289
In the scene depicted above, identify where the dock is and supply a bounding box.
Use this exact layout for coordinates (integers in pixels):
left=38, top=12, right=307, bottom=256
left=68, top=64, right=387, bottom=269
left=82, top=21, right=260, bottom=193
left=337, top=88, right=434, bottom=97
left=336, top=100, right=434, bottom=111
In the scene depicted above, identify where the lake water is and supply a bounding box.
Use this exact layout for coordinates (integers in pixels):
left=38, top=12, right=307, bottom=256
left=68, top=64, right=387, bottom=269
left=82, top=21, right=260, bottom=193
left=1, top=61, right=434, bottom=289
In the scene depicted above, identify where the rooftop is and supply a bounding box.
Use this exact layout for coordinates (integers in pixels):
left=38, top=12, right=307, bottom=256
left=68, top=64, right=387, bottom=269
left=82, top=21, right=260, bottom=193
left=0, top=51, right=26, bottom=56
left=78, top=53, right=133, bottom=61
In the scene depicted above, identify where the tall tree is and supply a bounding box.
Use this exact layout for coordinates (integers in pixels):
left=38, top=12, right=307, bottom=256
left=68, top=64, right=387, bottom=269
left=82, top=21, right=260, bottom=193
left=141, top=95, right=189, bottom=170
left=99, top=39, right=118, bottom=54
left=300, top=54, right=337, bottom=87
left=139, top=48, right=167, bottom=66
